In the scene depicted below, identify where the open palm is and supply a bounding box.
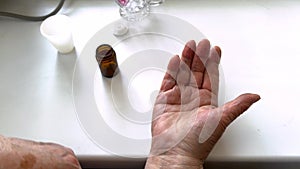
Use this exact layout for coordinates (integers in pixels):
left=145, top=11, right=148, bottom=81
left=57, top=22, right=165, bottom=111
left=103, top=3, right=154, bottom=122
left=149, top=39, right=260, bottom=165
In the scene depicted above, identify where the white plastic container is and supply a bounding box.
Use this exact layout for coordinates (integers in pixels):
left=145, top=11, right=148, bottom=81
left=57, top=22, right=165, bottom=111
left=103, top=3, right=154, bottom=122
left=40, top=14, right=74, bottom=53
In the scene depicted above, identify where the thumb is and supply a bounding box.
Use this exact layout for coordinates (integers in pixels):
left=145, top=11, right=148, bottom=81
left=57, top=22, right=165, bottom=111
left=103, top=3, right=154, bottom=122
left=221, top=93, right=261, bottom=127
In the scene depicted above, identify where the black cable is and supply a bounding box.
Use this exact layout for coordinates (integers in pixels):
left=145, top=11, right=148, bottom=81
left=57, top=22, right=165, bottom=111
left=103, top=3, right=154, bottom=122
left=0, top=0, right=65, bottom=21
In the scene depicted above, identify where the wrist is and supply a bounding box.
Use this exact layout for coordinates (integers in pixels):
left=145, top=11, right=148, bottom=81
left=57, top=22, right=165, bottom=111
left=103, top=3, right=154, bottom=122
left=145, top=154, right=204, bottom=169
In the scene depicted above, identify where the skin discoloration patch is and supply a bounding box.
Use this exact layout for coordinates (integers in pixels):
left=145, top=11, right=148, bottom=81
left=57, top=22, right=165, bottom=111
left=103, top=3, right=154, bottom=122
left=20, top=153, right=36, bottom=169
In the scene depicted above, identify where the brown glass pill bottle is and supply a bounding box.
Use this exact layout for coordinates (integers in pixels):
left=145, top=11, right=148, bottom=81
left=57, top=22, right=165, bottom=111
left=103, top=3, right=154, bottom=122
left=95, top=44, right=119, bottom=78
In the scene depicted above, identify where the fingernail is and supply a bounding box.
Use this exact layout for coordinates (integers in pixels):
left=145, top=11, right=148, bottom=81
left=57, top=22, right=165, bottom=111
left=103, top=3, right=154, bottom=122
left=214, top=46, right=221, bottom=57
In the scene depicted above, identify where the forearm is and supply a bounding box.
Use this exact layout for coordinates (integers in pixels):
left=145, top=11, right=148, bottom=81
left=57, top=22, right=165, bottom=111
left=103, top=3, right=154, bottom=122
left=0, top=135, right=11, bottom=152
left=1, top=135, right=81, bottom=169
left=145, top=155, right=204, bottom=169
left=0, top=135, right=17, bottom=169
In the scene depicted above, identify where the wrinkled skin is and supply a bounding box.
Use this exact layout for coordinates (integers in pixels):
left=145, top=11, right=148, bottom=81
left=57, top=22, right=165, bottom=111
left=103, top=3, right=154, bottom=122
left=0, top=135, right=81, bottom=169
left=0, top=39, right=260, bottom=169
left=146, top=39, right=260, bottom=168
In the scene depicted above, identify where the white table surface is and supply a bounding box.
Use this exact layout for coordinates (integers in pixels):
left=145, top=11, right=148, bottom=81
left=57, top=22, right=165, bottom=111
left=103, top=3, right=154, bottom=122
left=1, top=0, right=300, bottom=168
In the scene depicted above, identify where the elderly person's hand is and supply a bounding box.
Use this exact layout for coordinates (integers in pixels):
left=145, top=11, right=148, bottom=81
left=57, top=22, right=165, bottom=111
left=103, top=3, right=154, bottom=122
left=145, top=39, right=260, bottom=169
left=0, top=135, right=81, bottom=169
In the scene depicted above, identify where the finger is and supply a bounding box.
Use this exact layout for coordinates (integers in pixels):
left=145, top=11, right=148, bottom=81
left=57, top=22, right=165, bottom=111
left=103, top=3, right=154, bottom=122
left=221, top=93, right=261, bottom=127
left=176, top=41, right=196, bottom=86
left=181, top=40, right=196, bottom=68
left=157, top=86, right=181, bottom=105
left=176, top=61, right=191, bottom=86
left=160, top=55, right=180, bottom=92
left=190, top=39, right=211, bottom=88
left=202, top=46, right=221, bottom=106
left=214, top=46, right=221, bottom=56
